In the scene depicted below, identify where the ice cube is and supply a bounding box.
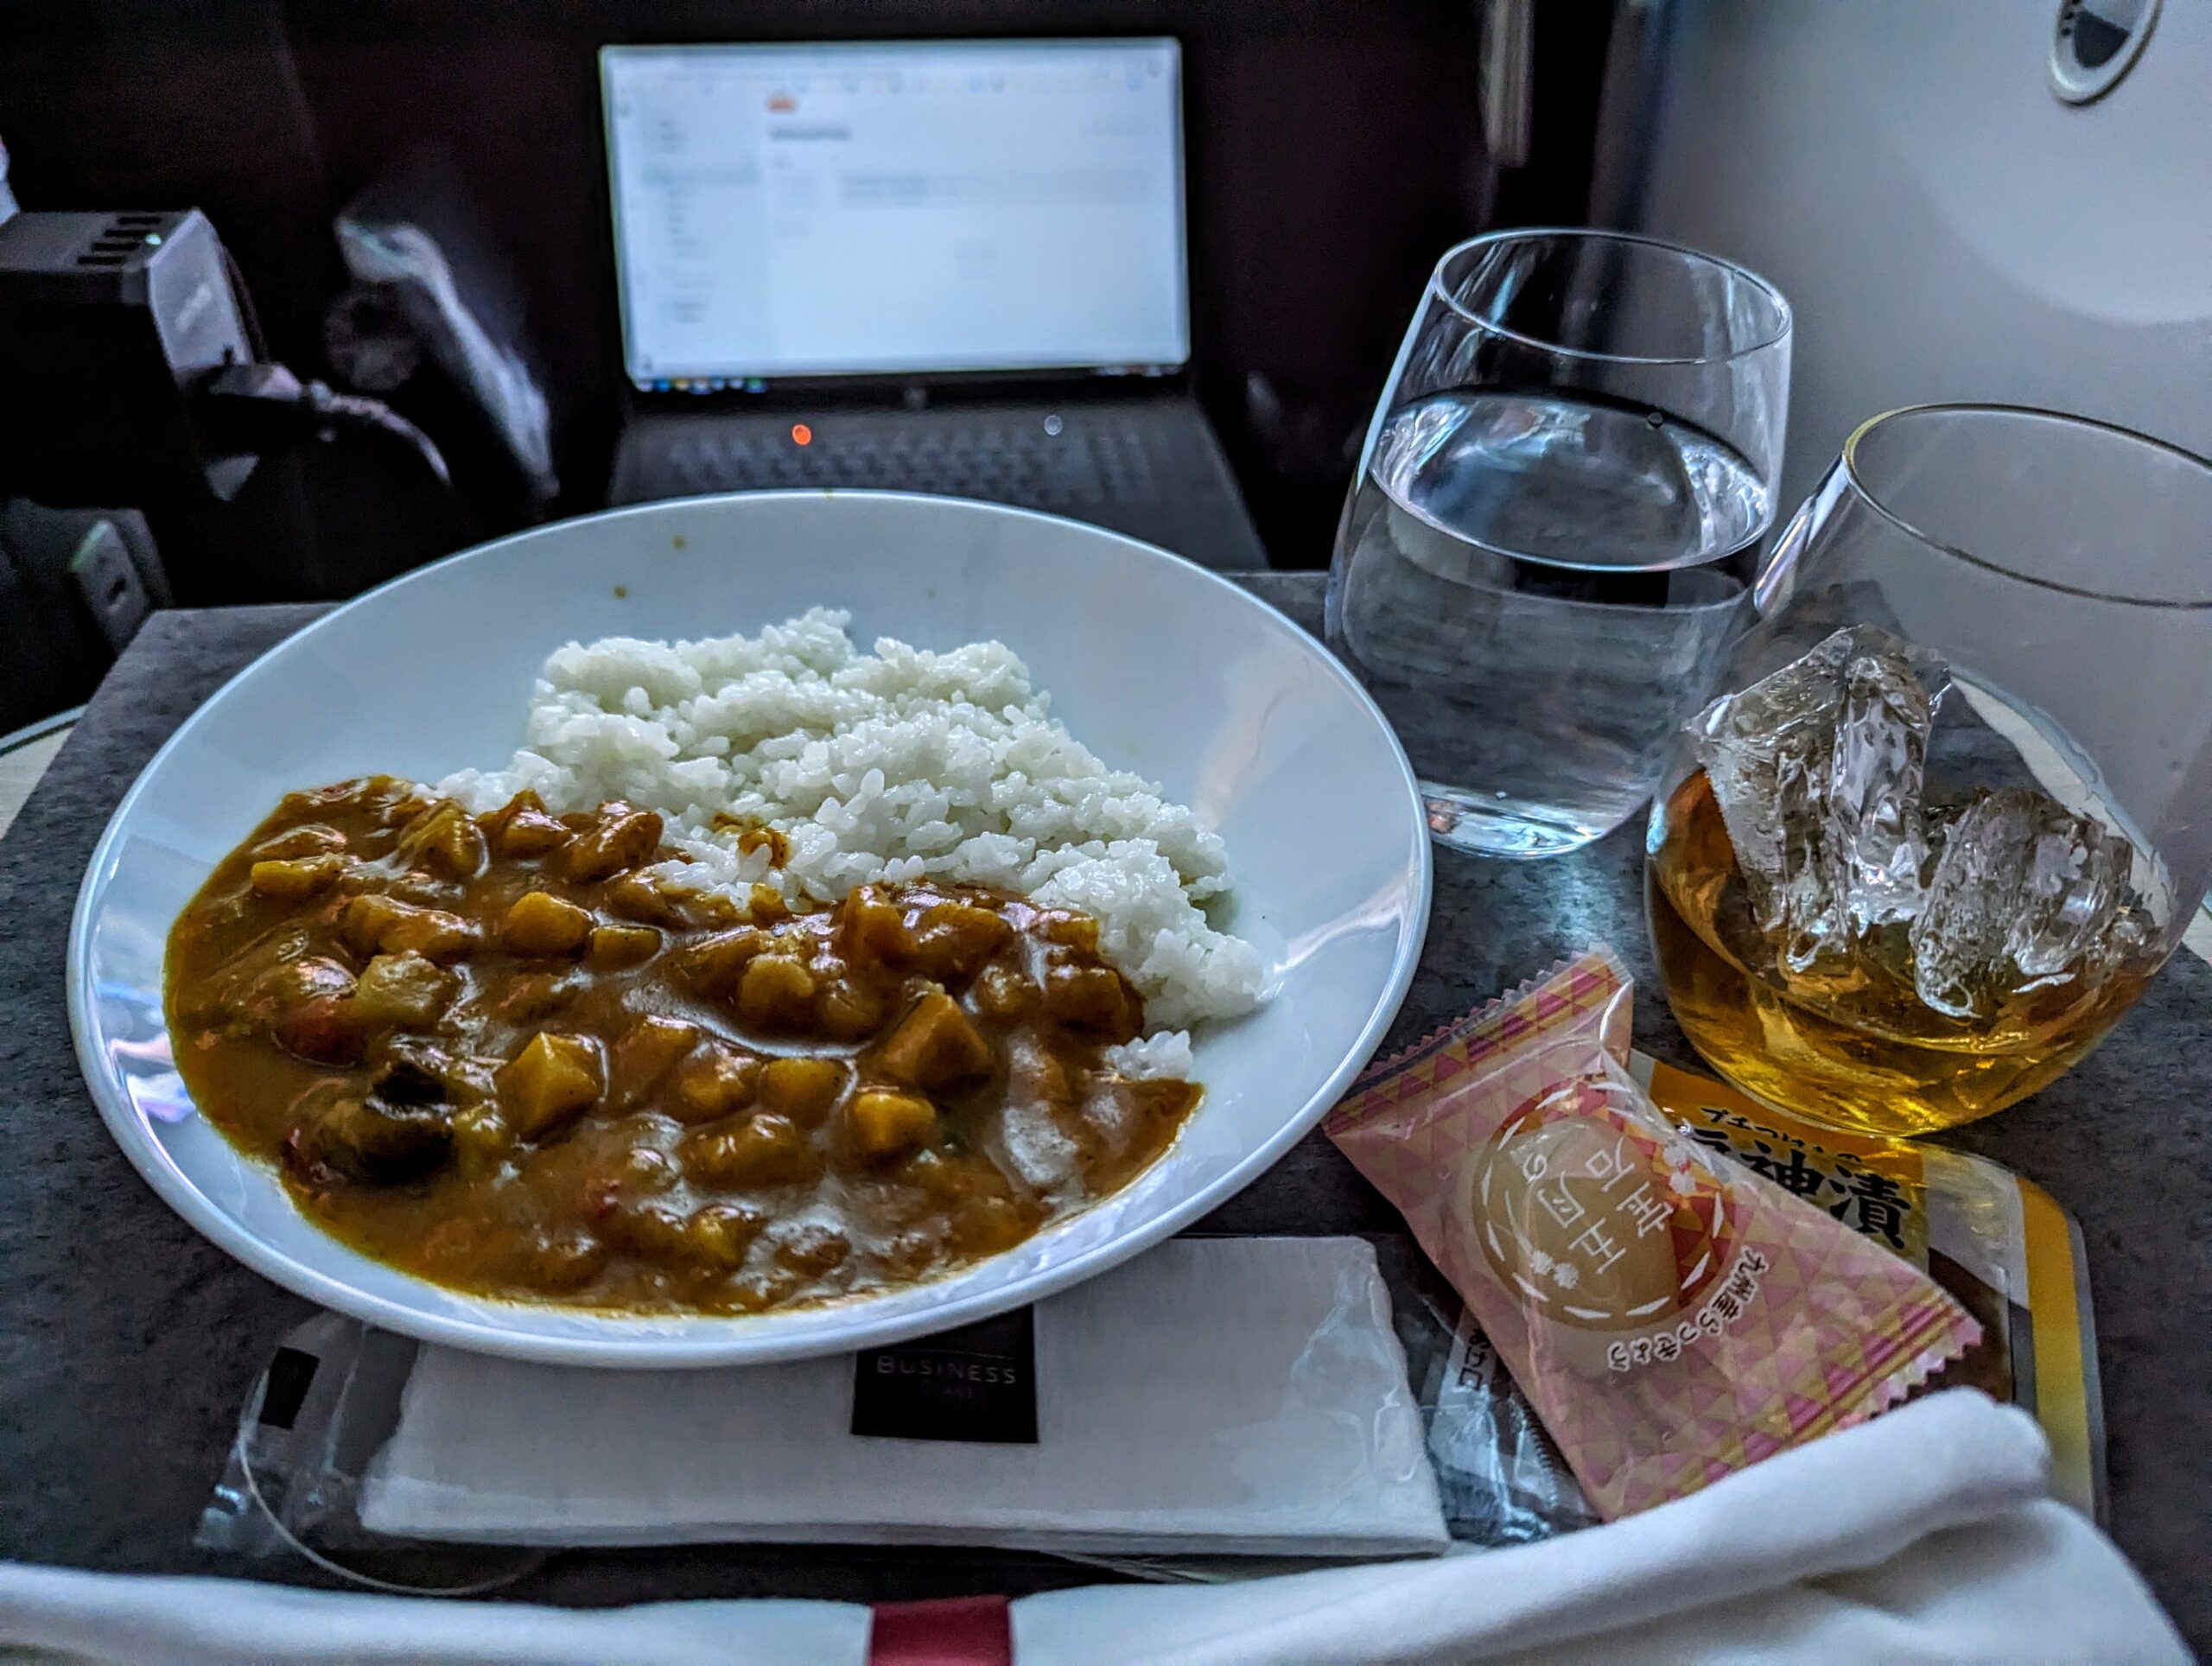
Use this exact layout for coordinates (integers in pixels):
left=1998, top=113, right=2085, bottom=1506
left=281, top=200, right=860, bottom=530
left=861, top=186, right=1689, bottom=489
left=1688, top=625, right=1946, bottom=974
left=1908, top=795, right=2026, bottom=1019
left=1828, top=639, right=1948, bottom=930
left=1688, top=638, right=1842, bottom=953
left=1909, top=788, right=2132, bottom=1019
left=2008, top=806, right=2130, bottom=982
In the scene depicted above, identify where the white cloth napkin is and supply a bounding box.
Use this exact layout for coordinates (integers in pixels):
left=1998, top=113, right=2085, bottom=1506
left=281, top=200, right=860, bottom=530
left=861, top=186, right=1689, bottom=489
left=0, top=1391, right=2181, bottom=1663
left=360, top=1236, right=1451, bottom=1558
left=1011, top=1391, right=2183, bottom=1663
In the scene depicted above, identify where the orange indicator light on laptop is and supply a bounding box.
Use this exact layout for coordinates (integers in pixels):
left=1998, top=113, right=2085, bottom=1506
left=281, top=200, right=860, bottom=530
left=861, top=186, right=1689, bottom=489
left=791, top=423, right=813, bottom=447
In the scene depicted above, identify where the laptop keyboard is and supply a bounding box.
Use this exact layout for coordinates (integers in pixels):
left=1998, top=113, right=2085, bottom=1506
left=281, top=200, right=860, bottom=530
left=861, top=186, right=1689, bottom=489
left=651, top=410, right=1171, bottom=510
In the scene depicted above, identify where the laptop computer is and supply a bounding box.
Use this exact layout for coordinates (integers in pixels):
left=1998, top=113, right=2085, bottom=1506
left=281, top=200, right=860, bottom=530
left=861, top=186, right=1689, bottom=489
left=600, top=38, right=1268, bottom=570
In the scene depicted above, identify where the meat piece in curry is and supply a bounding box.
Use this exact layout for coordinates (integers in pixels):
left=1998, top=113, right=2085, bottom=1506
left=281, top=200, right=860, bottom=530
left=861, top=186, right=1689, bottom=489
left=164, top=777, right=1201, bottom=1314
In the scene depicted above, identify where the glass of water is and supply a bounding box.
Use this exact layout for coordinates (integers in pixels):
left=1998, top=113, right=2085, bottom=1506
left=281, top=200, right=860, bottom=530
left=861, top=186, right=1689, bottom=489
left=1326, top=229, right=1792, bottom=857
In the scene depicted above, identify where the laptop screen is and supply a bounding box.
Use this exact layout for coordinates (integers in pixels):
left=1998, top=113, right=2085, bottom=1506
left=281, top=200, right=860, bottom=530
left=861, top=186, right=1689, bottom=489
left=601, top=39, right=1190, bottom=389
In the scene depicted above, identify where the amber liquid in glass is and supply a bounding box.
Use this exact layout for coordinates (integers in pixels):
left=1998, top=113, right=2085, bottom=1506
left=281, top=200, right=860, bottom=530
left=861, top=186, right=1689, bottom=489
left=1647, top=770, right=2157, bottom=1137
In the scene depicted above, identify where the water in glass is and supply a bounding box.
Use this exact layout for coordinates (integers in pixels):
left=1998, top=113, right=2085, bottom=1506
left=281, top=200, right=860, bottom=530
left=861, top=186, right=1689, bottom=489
left=1331, top=388, right=1764, bottom=857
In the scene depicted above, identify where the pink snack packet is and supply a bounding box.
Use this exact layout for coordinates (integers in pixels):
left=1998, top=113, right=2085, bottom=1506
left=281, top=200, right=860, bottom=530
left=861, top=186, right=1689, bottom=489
left=1325, top=944, right=1980, bottom=1520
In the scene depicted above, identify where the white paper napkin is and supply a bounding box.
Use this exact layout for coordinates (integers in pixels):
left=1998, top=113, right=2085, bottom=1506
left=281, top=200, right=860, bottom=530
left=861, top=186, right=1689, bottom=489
left=359, top=1236, right=1450, bottom=1558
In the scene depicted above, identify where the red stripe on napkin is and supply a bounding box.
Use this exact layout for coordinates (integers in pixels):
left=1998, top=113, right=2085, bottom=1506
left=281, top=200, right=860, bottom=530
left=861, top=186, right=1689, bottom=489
left=868, top=1595, right=1014, bottom=1666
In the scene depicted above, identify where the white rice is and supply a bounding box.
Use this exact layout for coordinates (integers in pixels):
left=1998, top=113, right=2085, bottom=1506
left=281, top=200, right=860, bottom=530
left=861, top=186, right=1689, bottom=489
left=1098, top=1030, right=1197, bottom=1081
left=437, top=608, right=1264, bottom=1042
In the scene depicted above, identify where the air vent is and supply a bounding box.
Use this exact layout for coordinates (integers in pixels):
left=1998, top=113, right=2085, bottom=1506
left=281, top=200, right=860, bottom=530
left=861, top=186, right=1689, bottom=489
left=75, top=213, right=162, bottom=269
left=2052, top=0, right=2160, bottom=104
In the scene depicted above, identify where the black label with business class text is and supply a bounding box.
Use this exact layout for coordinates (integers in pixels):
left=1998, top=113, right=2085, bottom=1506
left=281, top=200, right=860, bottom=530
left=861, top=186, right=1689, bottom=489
left=851, top=1306, right=1038, bottom=1444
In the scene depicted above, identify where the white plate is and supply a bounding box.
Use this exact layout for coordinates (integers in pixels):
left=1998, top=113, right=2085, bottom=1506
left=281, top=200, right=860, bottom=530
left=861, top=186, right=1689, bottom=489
left=69, top=493, right=1430, bottom=1367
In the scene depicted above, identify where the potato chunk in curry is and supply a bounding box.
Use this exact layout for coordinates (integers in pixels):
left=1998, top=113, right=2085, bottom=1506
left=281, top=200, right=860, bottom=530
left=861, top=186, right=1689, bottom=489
left=496, top=1033, right=605, bottom=1141
left=164, top=777, right=1200, bottom=1317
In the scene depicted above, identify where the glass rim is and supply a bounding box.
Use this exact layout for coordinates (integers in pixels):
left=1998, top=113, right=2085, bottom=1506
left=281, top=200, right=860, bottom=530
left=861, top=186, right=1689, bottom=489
left=1840, top=403, right=2212, bottom=612
left=1427, top=227, right=1794, bottom=367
